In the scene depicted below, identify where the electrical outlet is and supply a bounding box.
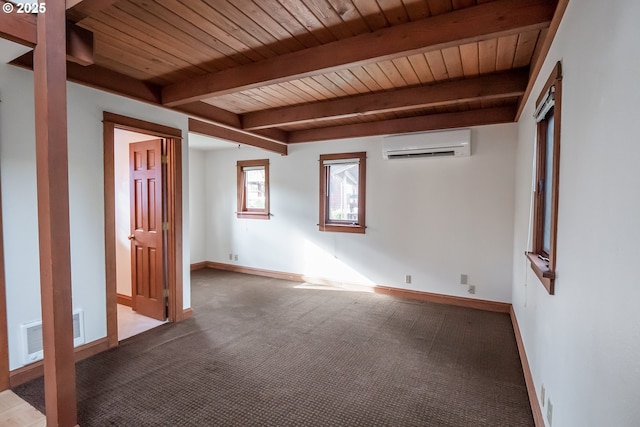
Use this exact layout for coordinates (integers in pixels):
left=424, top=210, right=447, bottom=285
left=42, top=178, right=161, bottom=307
left=547, top=399, right=553, bottom=426
left=460, top=274, right=468, bottom=285
left=468, top=285, right=475, bottom=294
left=229, top=253, right=233, bottom=261
left=541, top=384, right=546, bottom=406
left=234, top=254, right=238, bottom=261
left=405, top=275, right=412, bottom=284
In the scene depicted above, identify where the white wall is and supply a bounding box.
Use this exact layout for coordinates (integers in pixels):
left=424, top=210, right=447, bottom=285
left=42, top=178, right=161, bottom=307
left=511, top=0, right=640, bottom=426
left=189, top=148, right=206, bottom=263
left=0, top=63, right=191, bottom=370
left=200, top=124, right=517, bottom=302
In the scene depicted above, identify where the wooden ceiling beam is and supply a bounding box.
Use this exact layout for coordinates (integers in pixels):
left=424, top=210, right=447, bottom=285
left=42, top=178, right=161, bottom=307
left=162, top=0, right=555, bottom=107
left=10, top=53, right=288, bottom=148
left=243, top=69, right=529, bottom=130
left=288, top=106, right=518, bottom=143
left=0, top=0, right=37, bottom=46
left=189, top=119, right=288, bottom=156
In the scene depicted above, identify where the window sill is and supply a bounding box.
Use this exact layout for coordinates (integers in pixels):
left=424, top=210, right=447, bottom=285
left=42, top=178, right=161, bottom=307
left=237, top=212, right=270, bottom=220
left=319, top=224, right=365, bottom=234
left=525, top=252, right=555, bottom=295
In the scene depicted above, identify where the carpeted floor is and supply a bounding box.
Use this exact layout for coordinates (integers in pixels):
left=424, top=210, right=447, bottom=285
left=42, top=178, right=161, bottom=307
left=14, top=269, right=534, bottom=426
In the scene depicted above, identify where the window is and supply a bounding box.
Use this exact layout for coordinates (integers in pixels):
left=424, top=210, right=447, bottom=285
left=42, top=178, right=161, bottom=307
left=526, top=62, right=562, bottom=295
left=319, top=152, right=366, bottom=233
left=237, top=159, right=269, bottom=219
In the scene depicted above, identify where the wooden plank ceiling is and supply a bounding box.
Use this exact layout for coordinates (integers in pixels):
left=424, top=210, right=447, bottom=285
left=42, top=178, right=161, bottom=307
left=10, top=0, right=561, bottom=151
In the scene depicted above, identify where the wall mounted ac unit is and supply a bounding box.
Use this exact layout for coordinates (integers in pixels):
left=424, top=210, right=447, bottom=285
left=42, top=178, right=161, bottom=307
left=382, top=128, right=471, bottom=159
left=20, top=309, right=85, bottom=365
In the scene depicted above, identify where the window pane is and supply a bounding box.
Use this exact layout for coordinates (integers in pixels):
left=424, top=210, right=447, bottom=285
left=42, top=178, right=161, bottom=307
left=327, top=163, right=359, bottom=222
left=244, top=167, right=265, bottom=209
left=543, top=113, right=554, bottom=254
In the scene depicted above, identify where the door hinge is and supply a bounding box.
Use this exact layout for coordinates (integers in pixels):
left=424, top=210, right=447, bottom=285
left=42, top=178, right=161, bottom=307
left=162, top=222, right=169, bottom=231
left=161, top=155, right=168, bottom=164
left=163, top=288, right=169, bottom=298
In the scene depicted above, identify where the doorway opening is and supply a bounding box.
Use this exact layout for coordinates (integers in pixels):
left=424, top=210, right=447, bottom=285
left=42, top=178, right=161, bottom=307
left=103, top=113, right=184, bottom=347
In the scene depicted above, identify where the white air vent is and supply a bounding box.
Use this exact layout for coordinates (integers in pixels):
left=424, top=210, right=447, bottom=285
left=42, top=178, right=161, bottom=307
left=382, top=128, right=471, bottom=159
left=21, top=310, right=85, bottom=365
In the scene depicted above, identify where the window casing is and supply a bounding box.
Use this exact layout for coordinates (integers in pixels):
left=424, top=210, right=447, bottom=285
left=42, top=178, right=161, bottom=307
left=526, top=62, right=562, bottom=294
left=237, top=159, right=269, bottom=219
left=319, top=152, right=366, bottom=234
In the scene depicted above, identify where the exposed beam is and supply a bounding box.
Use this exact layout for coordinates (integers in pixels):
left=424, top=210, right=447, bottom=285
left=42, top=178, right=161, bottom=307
left=33, top=0, right=77, bottom=425
left=66, top=21, right=94, bottom=65
left=162, top=0, right=554, bottom=107
left=189, top=119, right=288, bottom=156
left=0, top=0, right=37, bottom=46
left=243, top=69, right=529, bottom=130
left=288, top=106, right=517, bottom=143
left=516, top=0, right=569, bottom=120
left=10, top=53, right=288, bottom=147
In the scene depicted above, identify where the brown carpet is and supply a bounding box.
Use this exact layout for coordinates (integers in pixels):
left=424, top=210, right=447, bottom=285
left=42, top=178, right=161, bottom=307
left=14, top=269, right=533, bottom=426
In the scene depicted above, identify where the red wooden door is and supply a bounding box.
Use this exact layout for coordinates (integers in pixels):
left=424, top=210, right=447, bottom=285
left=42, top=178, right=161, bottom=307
left=129, top=139, right=166, bottom=320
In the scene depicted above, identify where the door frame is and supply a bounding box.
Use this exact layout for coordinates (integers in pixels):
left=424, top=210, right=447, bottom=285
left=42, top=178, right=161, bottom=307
left=103, top=112, right=184, bottom=348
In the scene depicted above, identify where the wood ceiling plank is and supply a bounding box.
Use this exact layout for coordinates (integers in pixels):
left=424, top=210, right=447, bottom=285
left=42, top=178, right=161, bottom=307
left=107, top=1, right=252, bottom=66
left=335, top=69, right=374, bottom=93
left=362, top=63, right=396, bottom=89
left=96, top=37, right=202, bottom=83
left=278, top=81, right=323, bottom=103
left=252, top=0, right=324, bottom=48
left=324, top=72, right=362, bottom=95
left=407, top=53, right=435, bottom=84
left=243, top=68, right=528, bottom=129
left=352, top=0, right=388, bottom=30
left=348, top=66, right=386, bottom=91
left=230, top=0, right=306, bottom=52
left=441, top=46, right=464, bottom=79
left=66, top=0, right=119, bottom=23
left=151, top=0, right=267, bottom=62
left=83, top=18, right=208, bottom=77
left=0, top=0, right=36, bottom=46
left=376, top=0, right=410, bottom=25
left=327, top=0, right=371, bottom=35
left=392, top=57, right=422, bottom=86
left=478, top=38, right=497, bottom=74
left=301, top=0, right=358, bottom=39
left=459, top=42, right=479, bottom=77
left=312, top=74, right=352, bottom=97
left=288, top=105, right=517, bottom=142
left=161, top=0, right=277, bottom=61
left=512, top=29, right=540, bottom=68
left=288, top=79, right=332, bottom=101
left=162, top=0, right=555, bottom=106
left=496, top=34, right=518, bottom=71
left=401, top=0, right=431, bottom=20
left=427, top=0, right=453, bottom=15
left=95, top=7, right=233, bottom=70
left=425, top=50, right=449, bottom=80
left=377, top=60, right=409, bottom=88
left=276, top=0, right=339, bottom=44
left=201, top=0, right=292, bottom=56
left=189, top=118, right=288, bottom=155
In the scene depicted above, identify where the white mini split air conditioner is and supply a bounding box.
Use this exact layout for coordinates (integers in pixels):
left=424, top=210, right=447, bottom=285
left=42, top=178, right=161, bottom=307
left=382, top=128, right=471, bottom=159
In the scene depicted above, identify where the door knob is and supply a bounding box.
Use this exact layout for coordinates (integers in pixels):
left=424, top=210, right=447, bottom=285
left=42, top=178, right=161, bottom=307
left=128, top=234, right=135, bottom=240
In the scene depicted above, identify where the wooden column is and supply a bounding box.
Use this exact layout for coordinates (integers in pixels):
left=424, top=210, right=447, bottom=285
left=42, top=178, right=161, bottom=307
left=33, top=1, right=78, bottom=426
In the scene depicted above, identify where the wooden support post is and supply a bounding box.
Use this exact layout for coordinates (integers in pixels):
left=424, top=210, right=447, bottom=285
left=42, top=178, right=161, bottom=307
left=33, top=1, right=78, bottom=426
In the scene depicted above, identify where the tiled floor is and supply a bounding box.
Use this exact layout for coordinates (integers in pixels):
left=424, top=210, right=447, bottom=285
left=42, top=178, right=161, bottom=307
left=0, top=390, right=45, bottom=427
left=117, top=304, right=167, bottom=341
